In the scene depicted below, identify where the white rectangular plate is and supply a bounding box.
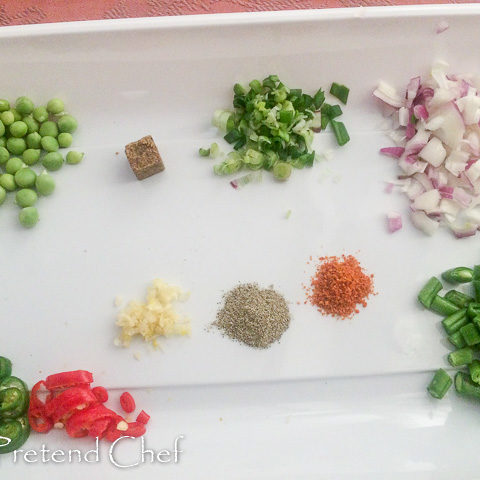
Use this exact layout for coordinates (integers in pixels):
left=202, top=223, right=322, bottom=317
left=2, top=5, right=480, bottom=478
left=2, top=6, right=480, bottom=392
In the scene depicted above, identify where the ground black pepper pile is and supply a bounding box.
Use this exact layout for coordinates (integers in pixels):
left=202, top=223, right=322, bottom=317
left=213, top=283, right=290, bottom=349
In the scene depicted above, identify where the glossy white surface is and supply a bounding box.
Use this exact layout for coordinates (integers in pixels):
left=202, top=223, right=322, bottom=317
left=1, top=5, right=480, bottom=477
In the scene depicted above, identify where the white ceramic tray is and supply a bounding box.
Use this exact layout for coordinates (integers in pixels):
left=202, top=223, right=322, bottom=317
left=2, top=5, right=480, bottom=478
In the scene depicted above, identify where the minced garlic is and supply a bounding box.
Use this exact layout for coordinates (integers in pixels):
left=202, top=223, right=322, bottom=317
left=115, top=279, right=190, bottom=347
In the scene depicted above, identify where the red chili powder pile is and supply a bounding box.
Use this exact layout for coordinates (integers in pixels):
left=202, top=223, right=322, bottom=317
left=304, top=254, right=375, bottom=319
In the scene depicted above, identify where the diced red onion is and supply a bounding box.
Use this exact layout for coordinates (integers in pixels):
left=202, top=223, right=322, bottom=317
left=413, top=104, right=429, bottom=120
left=439, top=186, right=454, bottom=199
left=436, top=20, right=449, bottom=34
left=379, top=147, right=405, bottom=158
left=406, top=77, right=421, bottom=108
left=387, top=212, right=402, bottom=233
left=377, top=66, right=480, bottom=238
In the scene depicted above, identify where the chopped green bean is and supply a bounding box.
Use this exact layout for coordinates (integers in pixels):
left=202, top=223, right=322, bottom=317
left=431, top=295, right=460, bottom=316
left=444, top=290, right=474, bottom=308
left=448, top=331, right=466, bottom=349
left=467, top=302, right=480, bottom=320
left=474, top=265, right=480, bottom=280
left=473, top=280, right=480, bottom=302
left=442, top=267, right=474, bottom=284
left=418, top=277, right=443, bottom=308
left=460, top=323, right=480, bottom=346
left=442, top=308, right=468, bottom=335
left=427, top=369, right=452, bottom=399
left=469, top=360, right=480, bottom=384
left=448, top=346, right=473, bottom=367
left=455, top=371, right=480, bottom=399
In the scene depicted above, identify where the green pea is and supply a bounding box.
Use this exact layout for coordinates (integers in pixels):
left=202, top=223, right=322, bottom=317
left=15, top=188, right=37, bottom=207
left=33, top=106, right=48, bottom=123
left=35, top=172, right=55, bottom=196
left=66, top=151, right=84, bottom=165
left=14, top=168, right=36, bottom=188
left=41, top=136, right=59, bottom=153
left=9, top=121, right=28, bottom=138
left=0, top=146, right=9, bottom=165
left=26, top=132, right=42, bottom=149
left=18, top=206, right=39, bottom=228
left=22, top=116, right=39, bottom=134
left=10, top=109, right=21, bottom=121
left=42, top=152, right=63, bottom=171
left=39, top=121, right=58, bottom=138
left=0, top=99, right=10, bottom=112
left=6, top=137, right=26, bottom=155
left=0, top=111, right=14, bottom=126
left=0, top=173, right=16, bottom=192
left=0, top=119, right=4, bottom=137
left=22, top=148, right=41, bottom=166
left=58, top=115, right=77, bottom=133
left=0, top=137, right=5, bottom=148
left=5, top=157, right=24, bottom=175
left=0, top=185, right=6, bottom=205
left=47, top=98, right=64, bottom=115
left=57, top=132, right=72, bottom=148
left=15, top=96, right=34, bottom=115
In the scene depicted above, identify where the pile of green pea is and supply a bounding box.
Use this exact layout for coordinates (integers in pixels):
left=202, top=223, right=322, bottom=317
left=0, top=96, right=84, bottom=228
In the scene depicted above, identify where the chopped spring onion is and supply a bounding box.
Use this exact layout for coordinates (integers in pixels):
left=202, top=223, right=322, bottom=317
left=329, top=82, right=350, bottom=105
left=330, top=120, right=350, bottom=147
left=199, top=142, right=221, bottom=159
left=427, top=369, right=452, bottom=399
left=201, top=75, right=349, bottom=180
left=229, top=171, right=262, bottom=190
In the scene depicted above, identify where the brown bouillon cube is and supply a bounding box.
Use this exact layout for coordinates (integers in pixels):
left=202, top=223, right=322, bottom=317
left=125, top=135, right=165, bottom=180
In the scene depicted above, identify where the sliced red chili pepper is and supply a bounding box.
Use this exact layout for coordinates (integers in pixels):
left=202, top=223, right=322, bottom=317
left=28, top=406, right=53, bottom=433
left=28, top=381, right=53, bottom=433
left=92, top=386, right=108, bottom=403
left=45, top=387, right=97, bottom=423
left=119, top=392, right=136, bottom=413
left=88, top=418, right=113, bottom=440
left=105, top=421, right=146, bottom=442
left=45, top=371, right=93, bottom=392
left=136, top=410, right=150, bottom=425
left=66, top=404, right=118, bottom=438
